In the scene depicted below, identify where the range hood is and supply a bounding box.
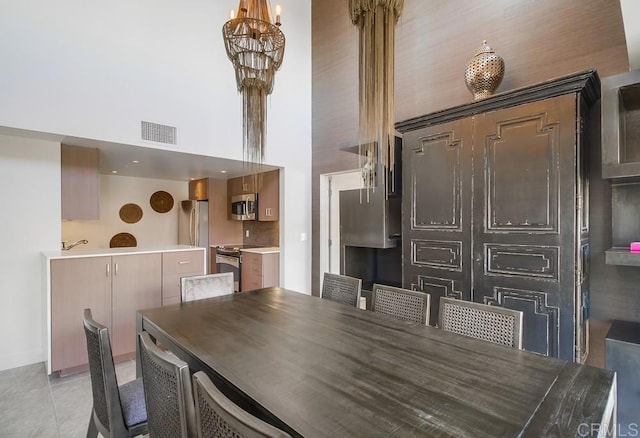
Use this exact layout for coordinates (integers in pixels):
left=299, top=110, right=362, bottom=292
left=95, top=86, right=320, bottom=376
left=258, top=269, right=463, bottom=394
left=339, top=137, right=402, bottom=249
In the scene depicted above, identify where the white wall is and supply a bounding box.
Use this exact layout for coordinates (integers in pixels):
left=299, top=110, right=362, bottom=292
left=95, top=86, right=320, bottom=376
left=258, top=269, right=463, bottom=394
left=0, top=0, right=312, bottom=370
left=0, top=135, right=60, bottom=371
left=620, top=0, right=640, bottom=70
left=62, top=175, right=188, bottom=250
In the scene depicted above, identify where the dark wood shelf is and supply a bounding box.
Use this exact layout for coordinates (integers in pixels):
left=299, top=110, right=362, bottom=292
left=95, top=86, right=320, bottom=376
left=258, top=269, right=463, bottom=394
left=605, top=247, right=640, bottom=266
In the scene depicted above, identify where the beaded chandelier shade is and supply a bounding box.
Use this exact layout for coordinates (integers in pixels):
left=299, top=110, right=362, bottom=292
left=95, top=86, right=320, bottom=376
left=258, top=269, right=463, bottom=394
left=350, top=0, right=403, bottom=193
left=223, top=0, right=285, bottom=165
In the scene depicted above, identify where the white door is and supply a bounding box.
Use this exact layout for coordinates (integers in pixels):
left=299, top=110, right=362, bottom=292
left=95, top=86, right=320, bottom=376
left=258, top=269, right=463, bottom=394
left=319, top=170, right=363, bottom=287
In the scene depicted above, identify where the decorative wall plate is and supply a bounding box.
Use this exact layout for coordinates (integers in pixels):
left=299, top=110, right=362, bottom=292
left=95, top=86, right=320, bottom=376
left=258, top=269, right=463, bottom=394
left=150, top=191, right=174, bottom=213
left=109, top=232, right=137, bottom=248
left=119, top=203, right=143, bottom=224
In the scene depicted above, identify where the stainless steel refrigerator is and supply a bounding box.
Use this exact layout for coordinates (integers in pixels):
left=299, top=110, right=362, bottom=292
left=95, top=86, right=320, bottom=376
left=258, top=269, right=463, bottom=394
left=178, top=200, right=209, bottom=267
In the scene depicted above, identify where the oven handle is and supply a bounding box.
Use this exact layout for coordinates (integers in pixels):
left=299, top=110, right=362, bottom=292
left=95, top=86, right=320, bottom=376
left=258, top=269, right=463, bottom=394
left=216, top=254, right=240, bottom=268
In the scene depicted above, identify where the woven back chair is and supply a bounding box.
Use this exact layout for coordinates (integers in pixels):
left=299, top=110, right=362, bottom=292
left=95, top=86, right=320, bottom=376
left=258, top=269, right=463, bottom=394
left=371, top=284, right=430, bottom=325
left=83, top=309, right=148, bottom=438
left=438, top=297, right=523, bottom=349
left=138, top=331, right=196, bottom=438
left=321, top=272, right=362, bottom=307
left=181, top=272, right=234, bottom=302
left=192, top=371, right=291, bottom=438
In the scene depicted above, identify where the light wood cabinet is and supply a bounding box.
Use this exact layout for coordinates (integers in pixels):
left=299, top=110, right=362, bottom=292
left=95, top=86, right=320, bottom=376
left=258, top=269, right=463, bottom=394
left=228, top=171, right=279, bottom=221
left=257, top=170, right=279, bottom=221
left=162, top=250, right=205, bottom=305
left=49, top=250, right=203, bottom=374
left=240, top=251, right=279, bottom=292
left=111, top=253, right=162, bottom=357
left=228, top=175, right=255, bottom=197
left=189, top=178, right=208, bottom=201
left=51, top=256, right=112, bottom=373
left=61, top=144, right=99, bottom=220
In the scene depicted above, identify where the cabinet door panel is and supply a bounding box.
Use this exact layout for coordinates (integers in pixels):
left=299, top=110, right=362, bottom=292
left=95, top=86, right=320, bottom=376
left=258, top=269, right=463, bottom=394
left=258, top=170, right=279, bottom=221
left=473, top=94, right=578, bottom=360
left=241, top=252, right=258, bottom=291
left=111, top=253, right=162, bottom=357
left=51, top=257, right=111, bottom=372
left=61, top=145, right=99, bottom=220
left=402, top=118, right=473, bottom=326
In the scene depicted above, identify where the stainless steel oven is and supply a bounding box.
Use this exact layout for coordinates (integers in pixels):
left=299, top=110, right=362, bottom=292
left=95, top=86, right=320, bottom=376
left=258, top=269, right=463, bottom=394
left=216, top=247, right=241, bottom=292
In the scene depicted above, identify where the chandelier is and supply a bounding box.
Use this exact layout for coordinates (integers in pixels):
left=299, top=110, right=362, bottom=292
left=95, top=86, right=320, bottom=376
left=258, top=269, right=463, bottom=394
left=350, top=0, right=403, bottom=194
left=223, top=0, right=285, bottom=166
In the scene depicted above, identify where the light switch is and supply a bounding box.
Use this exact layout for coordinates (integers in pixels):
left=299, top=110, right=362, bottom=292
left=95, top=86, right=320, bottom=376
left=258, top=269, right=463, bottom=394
left=300, top=232, right=308, bottom=241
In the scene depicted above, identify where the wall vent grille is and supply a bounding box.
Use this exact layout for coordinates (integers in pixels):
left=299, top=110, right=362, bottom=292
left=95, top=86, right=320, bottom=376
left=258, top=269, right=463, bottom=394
left=141, top=121, right=177, bottom=145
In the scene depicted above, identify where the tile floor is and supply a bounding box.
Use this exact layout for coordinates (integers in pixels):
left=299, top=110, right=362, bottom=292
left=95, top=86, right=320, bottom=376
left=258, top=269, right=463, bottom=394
left=0, top=359, right=137, bottom=438
left=0, top=321, right=613, bottom=437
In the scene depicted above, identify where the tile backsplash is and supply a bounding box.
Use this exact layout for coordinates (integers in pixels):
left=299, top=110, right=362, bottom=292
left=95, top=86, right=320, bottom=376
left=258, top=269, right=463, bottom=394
left=243, top=220, right=279, bottom=247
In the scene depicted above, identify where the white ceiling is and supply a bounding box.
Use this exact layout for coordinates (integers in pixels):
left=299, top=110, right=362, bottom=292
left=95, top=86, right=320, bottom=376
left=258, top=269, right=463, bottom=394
left=0, top=125, right=278, bottom=181
left=62, top=136, right=278, bottom=182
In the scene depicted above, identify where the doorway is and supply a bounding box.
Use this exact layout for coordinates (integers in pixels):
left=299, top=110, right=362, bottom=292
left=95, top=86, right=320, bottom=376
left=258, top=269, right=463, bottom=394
left=319, top=170, right=363, bottom=289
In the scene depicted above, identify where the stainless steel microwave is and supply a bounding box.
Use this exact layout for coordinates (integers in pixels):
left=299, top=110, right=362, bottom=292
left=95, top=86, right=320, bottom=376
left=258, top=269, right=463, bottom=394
left=230, top=193, right=257, bottom=220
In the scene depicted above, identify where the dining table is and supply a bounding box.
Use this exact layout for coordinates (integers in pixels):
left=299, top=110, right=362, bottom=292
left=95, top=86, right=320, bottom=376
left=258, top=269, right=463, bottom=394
left=136, top=287, right=616, bottom=437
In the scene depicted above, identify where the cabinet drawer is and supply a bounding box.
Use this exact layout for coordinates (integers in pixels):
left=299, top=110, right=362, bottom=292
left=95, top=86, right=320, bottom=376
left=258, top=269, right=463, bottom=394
left=244, top=277, right=263, bottom=291
left=163, top=250, right=205, bottom=275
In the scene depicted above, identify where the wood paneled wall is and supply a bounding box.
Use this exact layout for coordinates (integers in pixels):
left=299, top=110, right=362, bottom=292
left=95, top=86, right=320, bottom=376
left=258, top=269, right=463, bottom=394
left=312, top=0, right=633, bottom=321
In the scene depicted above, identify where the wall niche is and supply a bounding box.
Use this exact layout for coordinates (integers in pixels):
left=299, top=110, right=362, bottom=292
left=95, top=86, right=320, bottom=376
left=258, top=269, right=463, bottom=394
left=602, top=71, right=640, bottom=267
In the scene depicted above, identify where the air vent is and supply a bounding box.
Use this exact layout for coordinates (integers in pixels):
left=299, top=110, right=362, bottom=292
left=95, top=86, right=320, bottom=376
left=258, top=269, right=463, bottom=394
left=141, top=121, right=177, bottom=145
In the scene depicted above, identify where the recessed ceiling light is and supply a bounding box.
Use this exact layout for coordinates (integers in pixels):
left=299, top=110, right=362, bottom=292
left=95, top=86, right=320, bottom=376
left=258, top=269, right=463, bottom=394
left=189, top=177, right=195, bottom=180
left=220, top=170, right=228, bottom=174
left=111, top=170, right=118, bottom=174
left=131, top=160, right=140, bottom=164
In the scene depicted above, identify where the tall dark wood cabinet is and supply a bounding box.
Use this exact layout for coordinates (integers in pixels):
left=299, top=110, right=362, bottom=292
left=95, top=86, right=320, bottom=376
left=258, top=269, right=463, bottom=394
left=397, top=71, right=599, bottom=362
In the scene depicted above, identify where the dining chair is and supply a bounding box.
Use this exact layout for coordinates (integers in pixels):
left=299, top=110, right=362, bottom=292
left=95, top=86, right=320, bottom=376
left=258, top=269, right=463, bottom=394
left=371, top=284, right=430, bottom=325
left=321, top=272, right=362, bottom=307
left=83, top=309, right=148, bottom=438
left=138, top=331, right=196, bottom=438
left=181, top=272, right=234, bottom=302
left=191, top=371, right=291, bottom=438
left=438, top=297, right=523, bottom=349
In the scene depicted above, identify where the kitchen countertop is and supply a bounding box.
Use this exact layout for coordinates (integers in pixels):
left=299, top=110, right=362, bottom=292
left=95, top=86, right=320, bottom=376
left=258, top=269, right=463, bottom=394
left=240, top=247, right=280, bottom=254
left=42, top=245, right=205, bottom=260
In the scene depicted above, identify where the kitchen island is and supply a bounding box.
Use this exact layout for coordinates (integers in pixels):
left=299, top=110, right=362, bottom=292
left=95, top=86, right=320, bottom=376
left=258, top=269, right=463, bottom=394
left=42, top=245, right=205, bottom=375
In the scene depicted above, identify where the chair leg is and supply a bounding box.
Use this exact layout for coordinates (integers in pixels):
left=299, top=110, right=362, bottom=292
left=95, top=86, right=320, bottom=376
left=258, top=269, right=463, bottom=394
left=86, top=410, right=98, bottom=438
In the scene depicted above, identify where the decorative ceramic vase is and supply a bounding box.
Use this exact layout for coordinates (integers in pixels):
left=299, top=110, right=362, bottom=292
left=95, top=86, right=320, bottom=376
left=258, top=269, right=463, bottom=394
left=464, top=40, right=505, bottom=100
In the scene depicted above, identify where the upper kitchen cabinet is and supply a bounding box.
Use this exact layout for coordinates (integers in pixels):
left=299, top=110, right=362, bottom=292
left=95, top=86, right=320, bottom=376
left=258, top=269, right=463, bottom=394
left=228, top=175, right=255, bottom=196
left=189, top=177, right=208, bottom=200
left=61, top=144, right=99, bottom=220
left=227, top=170, right=279, bottom=221
left=602, top=70, right=640, bottom=181
left=257, top=169, right=279, bottom=221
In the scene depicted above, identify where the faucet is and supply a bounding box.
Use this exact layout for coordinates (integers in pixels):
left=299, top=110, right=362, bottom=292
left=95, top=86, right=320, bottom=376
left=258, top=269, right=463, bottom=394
left=62, top=239, right=88, bottom=250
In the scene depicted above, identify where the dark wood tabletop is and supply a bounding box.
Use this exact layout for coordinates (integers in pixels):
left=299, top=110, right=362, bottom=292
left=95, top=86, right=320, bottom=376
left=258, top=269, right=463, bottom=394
left=137, top=287, right=616, bottom=437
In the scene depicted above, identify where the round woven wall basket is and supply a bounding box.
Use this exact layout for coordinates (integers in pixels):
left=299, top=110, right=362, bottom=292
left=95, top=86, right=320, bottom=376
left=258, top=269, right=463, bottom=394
left=150, top=191, right=174, bottom=213
left=109, top=232, right=137, bottom=248
left=119, top=203, right=143, bottom=224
